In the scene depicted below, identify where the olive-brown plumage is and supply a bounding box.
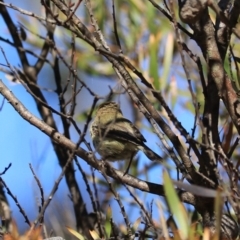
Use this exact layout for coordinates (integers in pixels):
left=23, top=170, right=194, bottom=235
left=90, top=102, right=162, bottom=162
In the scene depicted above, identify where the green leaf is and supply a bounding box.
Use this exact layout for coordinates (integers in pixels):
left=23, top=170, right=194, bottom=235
left=149, top=34, right=159, bottom=89
left=105, top=206, right=112, bottom=238
left=163, top=171, right=189, bottom=239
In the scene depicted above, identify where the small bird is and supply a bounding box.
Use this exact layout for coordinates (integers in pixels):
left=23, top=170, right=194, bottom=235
left=90, top=102, right=162, bottom=172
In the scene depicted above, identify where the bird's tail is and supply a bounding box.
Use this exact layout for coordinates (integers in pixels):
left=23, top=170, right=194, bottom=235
left=140, top=144, right=163, bottom=162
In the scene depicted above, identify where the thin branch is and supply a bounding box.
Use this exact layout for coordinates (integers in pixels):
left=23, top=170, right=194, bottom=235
left=0, top=177, right=31, bottom=226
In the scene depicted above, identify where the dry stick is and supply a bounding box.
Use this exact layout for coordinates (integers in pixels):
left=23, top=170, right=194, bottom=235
left=0, top=35, right=53, bottom=66
left=111, top=0, right=122, bottom=53
left=68, top=33, right=77, bottom=117
left=99, top=162, right=133, bottom=239
left=0, top=163, right=11, bottom=176
left=55, top=15, right=77, bottom=115
left=136, top=97, right=187, bottom=175
left=51, top=29, right=77, bottom=145
left=77, top=98, right=98, bottom=151
left=90, top=167, right=102, bottom=226
left=228, top=48, right=234, bottom=82
left=52, top=64, right=73, bottom=136
left=148, top=0, right=193, bottom=37
left=74, top=160, right=105, bottom=238
left=172, top=38, right=202, bottom=156
left=230, top=45, right=240, bottom=85
left=62, top=86, right=83, bottom=109
left=208, top=0, right=240, bottom=39
left=217, top=145, right=240, bottom=214
left=84, top=0, right=110, bottom=51
left=74, top=161, right=95, bottom=208
left=137, top=199, right=159, bottom=239
left=0, top=2, right=56, bottom=24
left=89, top=157, right=114, bottom=238
left=163, top=0, right=170, bottom=12
left=29, top=164, right=44, bottom=220
left=33, top=9, right=53, bottom=74
left=188, top=103, right=200, bottom=156
left=124, top=184, right=156, bottom=232
left=0, top=95, right=5, bottom=111
left=169, top=0, right=198, bottom=114
left=191, top=136, right=240, bottom=175
left=0, top=177, right=31, bottom=226
left=182, top=43, right=207, bottom=93
left=29, top=165, right=48, bottom=239
left=109, top=216, right=118, bottom=239
left=233, top=138, right=240, bottom=160
left=181, top=43, right=208, bottom=155
left=151, top=90, right=226, bottom=186
left=32, top=137, right=82, bottom=229
left=64, top=0, right=82, bottom=24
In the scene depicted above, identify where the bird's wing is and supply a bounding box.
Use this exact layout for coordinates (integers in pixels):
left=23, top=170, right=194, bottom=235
left=99, top=117, right=146, bottom=145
